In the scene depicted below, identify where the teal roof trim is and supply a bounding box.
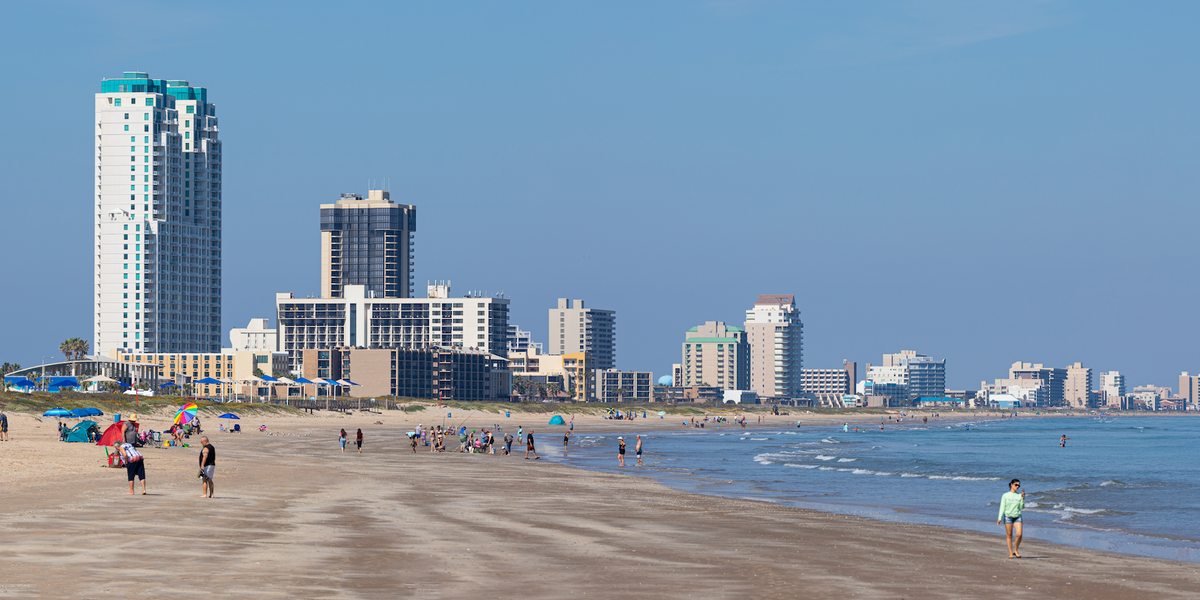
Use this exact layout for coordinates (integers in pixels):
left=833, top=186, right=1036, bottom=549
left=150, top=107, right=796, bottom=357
left=684, top=338, right=747, bottom=344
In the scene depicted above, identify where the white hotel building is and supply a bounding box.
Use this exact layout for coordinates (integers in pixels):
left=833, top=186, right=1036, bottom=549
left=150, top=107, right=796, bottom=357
left=275, top=284, right=509, bottom=373
left=94, top=72, right=223, bottom=355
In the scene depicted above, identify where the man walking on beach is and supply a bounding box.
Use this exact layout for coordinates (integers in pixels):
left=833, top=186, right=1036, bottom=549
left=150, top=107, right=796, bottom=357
left=635, top=435, right=644, bottom=467
left=525, top=430, right=539, bottom=459
left=0, top=411, right=8, bottom=441
left=199, top=436, right=216, bottom=498
left=563, top=429, right=571, bottom=454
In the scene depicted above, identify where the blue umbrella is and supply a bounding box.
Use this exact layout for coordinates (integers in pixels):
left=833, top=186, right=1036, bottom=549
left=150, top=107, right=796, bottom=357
left=160, top=382, right=179, bottom=388
left=218, top=413, right=239, bottom=420
left=43, top=408, right=72, bottom=417
left=69, top=408, right=90, bottom=418
left=293, top=377, right=315, bottom=385
left=194, top=377, right=222, bottom=385
left=84, top=408, right=104, bottom=416
left=259, top=375, right=278, bottom=382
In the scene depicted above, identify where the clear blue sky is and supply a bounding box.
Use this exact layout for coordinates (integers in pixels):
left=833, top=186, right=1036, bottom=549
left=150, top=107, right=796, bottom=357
left=1, top=1, right=1197, bottom=390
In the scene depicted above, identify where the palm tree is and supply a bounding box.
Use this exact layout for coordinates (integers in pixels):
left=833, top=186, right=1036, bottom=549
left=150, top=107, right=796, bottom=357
left=60, top=339, right=74, bottom=361
left=547, top=382, right=561, bottom=400
left=613, top=386, right=627, bottom=403
left=74, top=338, right=90, bottom=360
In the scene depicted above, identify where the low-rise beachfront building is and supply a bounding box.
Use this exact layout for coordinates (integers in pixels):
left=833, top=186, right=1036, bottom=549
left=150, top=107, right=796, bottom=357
left=275, top=283, right=510, bottom=374
left=596, top=369, right=653, bottom=402
left=228, top=318, right=277, bottom=352
left=285, top=346, right=509, bottom=401
left=109, top=348, right=288, bottom=397
left=563, top=352, right=595, bottom=401
left=802, top=361, right=856, bottom=395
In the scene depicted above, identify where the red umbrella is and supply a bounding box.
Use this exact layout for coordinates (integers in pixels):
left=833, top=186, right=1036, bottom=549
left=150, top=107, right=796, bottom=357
left=96, top=421, right=137, bottom=446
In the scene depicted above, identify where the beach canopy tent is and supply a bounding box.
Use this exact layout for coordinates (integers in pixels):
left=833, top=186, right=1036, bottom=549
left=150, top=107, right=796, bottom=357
left=548, top=415, right=565, bottom=425
left=84, top=375, right=118, bottom=384
left=218, top=413, right=239, bottom=420
left=5, top=376, right=36, bottom=388
left=160, top=382, right=179, bottom=388
left=66, top=420, right=100, bottom=443
left=194, top=377, right=222, bottom=385
left=324, top=379, right=341, bottom=386
left=43, top=376, right=80, bottom=388
left=43, top=408, right=72, bottom=417
left=96, top=421, right=136, bottom=446
left=293, top=377, right=315, bottom=385
left=259, top=375, right=278, bottom=382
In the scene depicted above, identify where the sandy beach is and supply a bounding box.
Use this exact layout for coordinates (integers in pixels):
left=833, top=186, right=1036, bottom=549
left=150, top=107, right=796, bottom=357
left=2, top=408, right=1198, bottom=599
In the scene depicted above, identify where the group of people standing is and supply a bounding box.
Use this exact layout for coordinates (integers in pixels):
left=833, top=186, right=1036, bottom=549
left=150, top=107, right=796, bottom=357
left=112, top=416, right=216, bottom=498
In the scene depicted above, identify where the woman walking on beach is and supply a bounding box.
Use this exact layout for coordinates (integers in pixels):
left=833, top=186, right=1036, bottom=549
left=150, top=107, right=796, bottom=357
left=356, top=429, right=363, bottom=453
left=997, top=479, right=1026, bottom=558
left=339, top=429, right=347, bottom=454
left=618, top=436, right=626, bottom=466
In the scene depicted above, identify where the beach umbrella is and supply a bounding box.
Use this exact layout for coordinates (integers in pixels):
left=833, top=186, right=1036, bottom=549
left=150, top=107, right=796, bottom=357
left=84, top=408, right=104, bottom=416
left=293, top=377, right=314, bottom=384
left=160, top=382, right=178, bottom=388
left=43, top=408, right=72, bottom=417
left=194, top=377, right=222, bottom=385
left=259, top=375, right=278, bottom=382
left=68, top=408, right=90, bottom=418
left=218, top=413, right=239, bottom=420
left=173, top=402, right=199, bottom=425
left=657, top=411, right=666, bottom=416
left=276, top=376, right=294, bottom=384
left=85, top=375, right=117, bottom=383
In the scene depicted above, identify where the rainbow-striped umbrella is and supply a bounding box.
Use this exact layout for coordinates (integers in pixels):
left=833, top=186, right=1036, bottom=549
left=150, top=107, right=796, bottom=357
left=173, top=402, right=199, bottom=425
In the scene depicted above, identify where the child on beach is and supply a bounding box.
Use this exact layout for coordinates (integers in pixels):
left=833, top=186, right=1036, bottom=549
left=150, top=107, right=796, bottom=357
left=339, top=429, right=347, bottom=453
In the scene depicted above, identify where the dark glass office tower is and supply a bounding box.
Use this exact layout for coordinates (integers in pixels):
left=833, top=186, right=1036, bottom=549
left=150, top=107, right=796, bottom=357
left=319, top=190, right=416, bottom=299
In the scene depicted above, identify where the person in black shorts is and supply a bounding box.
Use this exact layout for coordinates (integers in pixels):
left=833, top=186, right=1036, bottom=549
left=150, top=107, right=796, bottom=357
left=563, top=430, right=571, bottom=455
left=118, top=442, right=146, bottom=495
left=525, top=430, right=539, bottom=460
left=504, top=433, right=513, bottom=455
left=618, top=436, right=626, bottom=467
left=356, top=429, right=364, bottom=454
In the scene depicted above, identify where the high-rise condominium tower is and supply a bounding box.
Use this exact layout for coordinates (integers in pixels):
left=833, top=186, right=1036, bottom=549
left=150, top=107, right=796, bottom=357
left=550, top=299, right=616, bottom=369
left=94, top=72, right=222, bottom=355
left=320, top=190, right=416, bottom=299
left=745, top=294, right=804, bottom=398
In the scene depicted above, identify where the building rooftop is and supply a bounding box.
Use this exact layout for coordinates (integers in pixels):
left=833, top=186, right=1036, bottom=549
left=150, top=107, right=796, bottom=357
left=754, top=294, right=795, bottom=306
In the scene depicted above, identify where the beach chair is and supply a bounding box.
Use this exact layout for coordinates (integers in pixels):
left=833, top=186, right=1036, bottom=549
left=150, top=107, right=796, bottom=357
left=233, top=424, right=241, bottom=433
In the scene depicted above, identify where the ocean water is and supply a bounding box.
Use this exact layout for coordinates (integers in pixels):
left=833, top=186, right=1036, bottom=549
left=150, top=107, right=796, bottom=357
left=542, top=415, right=1200, bottom=562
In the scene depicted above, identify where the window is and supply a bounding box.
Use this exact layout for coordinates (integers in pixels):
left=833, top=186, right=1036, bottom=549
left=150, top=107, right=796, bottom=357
left=145, top=98, right=153, bottom=106
left=186, top=106, right=194, bottom=114
left=124, top=125, right=129, bottom=131
left=124, top=113, right=129, bottom=119
left=144, top=113, right=149, bottom=120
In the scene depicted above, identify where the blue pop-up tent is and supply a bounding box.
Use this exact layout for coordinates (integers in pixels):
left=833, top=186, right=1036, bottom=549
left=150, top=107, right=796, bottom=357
left=549, top=415, right=565, bottom=425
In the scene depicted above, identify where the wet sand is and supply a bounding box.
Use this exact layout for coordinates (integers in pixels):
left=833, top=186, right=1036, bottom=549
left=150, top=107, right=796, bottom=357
left=1, top=412, right=1198, bottom=599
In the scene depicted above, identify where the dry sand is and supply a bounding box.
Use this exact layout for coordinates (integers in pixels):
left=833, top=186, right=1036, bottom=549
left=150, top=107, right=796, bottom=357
left=1, top=409, right=1197, bottom=599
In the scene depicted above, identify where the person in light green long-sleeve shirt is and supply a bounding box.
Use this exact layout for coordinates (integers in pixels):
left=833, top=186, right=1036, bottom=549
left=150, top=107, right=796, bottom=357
left=996, top=478, right=1026, bottom=558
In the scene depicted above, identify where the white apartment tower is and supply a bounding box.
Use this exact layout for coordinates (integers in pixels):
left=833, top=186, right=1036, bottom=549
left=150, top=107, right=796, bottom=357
left=549, top=299, right=616, bottom=370
left=745, top=294, right=804, bottom=398
left=95, top=72, right=222, bottom=355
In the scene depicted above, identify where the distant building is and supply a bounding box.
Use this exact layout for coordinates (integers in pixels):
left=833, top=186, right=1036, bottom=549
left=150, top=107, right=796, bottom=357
left=550, top=299, right=616, bottom=370
left=1100, top=371, right=1126, bottom=405
left=745, top=295, right=803, bottom=398
left=275, top=283, right=510, bottom=373
left=682, top=321, right=750, bottom=390
left=983, top=362, right=1070, bottom=407
left=1064, top=363, right=1093, bottom=408
left=671, top=364, right=683, bottom=388
left=882, top=351, right=946, bottom=399
left=319, top=190, right=416, bottom=299
left=289, top=346, right=507, bottom=401
left=109, top=348, right=287, bottom=397
left=596, top=369, right=653, bottom=402
left=802, top=361, right=856, bottom=395
left=1180, top=372, right=1200, bottom=409
left=507, top=325, right=541, bottom=354
left=723, top=390, right=758, bottom=404
left=562, top=352, right=595, bottom=401
left=507, top=347, right=563, bottom=377
left=227, top=318, right=277, bottom=353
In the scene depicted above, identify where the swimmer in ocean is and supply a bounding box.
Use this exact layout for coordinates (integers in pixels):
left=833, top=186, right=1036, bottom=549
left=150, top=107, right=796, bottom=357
left=1060, top=435, right=1071, bottom=447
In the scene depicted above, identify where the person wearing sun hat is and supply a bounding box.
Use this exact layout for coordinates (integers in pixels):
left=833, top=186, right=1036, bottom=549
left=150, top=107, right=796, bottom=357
left=123, top=414, right=140, bottom=446
left=617, top=436, right=626, bottom=467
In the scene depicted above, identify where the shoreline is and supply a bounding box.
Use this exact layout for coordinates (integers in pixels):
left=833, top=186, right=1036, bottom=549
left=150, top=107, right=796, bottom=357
left=4, top=411, right=1200, bottom=598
